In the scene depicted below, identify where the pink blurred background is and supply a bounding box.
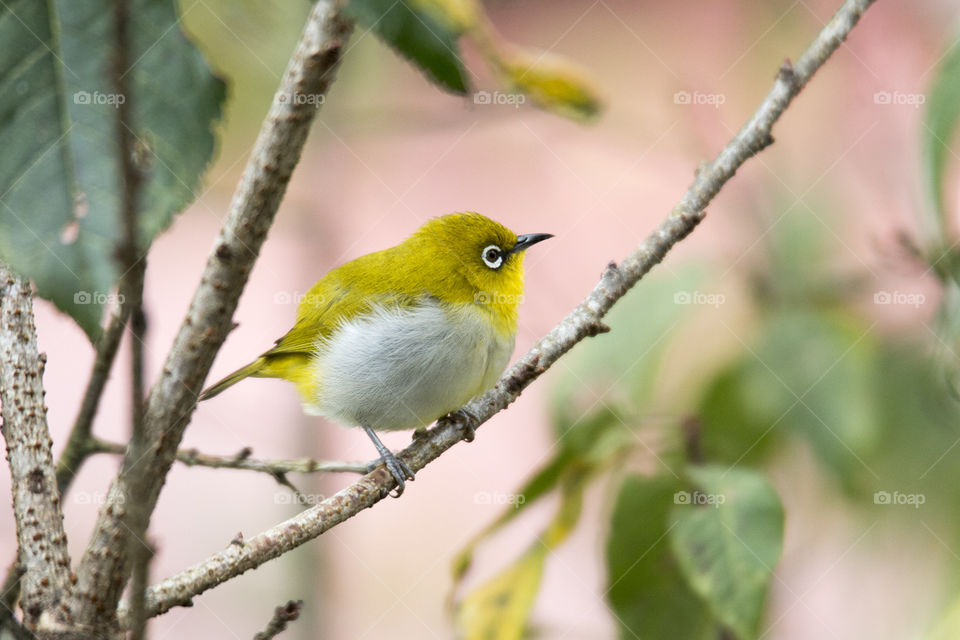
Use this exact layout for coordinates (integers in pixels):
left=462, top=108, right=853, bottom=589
left=3, top=0, right=959, bottom=638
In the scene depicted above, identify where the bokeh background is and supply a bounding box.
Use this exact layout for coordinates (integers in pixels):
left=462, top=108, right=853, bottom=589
left=3, top=0, right=960, bottom=638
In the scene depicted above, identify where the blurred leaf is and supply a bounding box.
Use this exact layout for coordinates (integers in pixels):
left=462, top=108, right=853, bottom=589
left=550, top=269, right=703, bottom=432
left=923, top=33, right=960, bottom=240
left=452, top=408, right=629, bottom=583
left=931, top=280, right=960, bottom=391
left=0, top=0, right=225, bottom=340
left=409, top=0, right=477, bottom=34
left=699, top=310, right=878, bottom=491
left=455, top=473, right=586, bottom=640
left=867, top=341, right=960, bottom=528
left=669, top=466, right=784, bottom=640
left=759, top=311, right=877, bottom=487
left=698, top=365, right=783, bottom=467
left=606, top=474, right=716, bottom=640
left=925, top=591, right=960, bottom=640
left=346, top=0, right=468, bottom=94
left=752, top=205, right=863, bottom=310
left=498, top=47, right=603, bottom=121
left=456, top=543, right=544, bottom=640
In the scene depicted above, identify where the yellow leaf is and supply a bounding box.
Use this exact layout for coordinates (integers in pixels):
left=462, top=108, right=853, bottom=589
left=409, top=0, right=478, bottom=34
left=926, top=593, right=960, bottom=640
left=454, top=474, right=586, bottom=640
left=500, top=47, right=604, bottom=121
left=456, top=544, right=547, bottom=640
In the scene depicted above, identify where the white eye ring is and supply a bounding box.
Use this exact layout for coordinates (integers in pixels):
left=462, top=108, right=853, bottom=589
left=481, top=245, right=503, bottom=269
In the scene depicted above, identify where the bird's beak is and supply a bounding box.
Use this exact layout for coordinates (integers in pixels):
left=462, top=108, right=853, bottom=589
left=510, top=233, right=553, bottom=254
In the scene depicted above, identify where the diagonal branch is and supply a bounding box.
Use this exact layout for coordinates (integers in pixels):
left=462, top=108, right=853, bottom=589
left=66, top=0, right=354, bottom=629
left=118, top=0, right=879, bottom=623
left=0, top=264, right=73, bottom=630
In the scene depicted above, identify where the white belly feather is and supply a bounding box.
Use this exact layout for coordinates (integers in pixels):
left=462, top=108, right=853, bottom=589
left=306, top=300, right=514, bottom=430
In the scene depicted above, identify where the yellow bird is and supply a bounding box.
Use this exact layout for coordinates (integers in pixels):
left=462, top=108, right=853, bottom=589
left=201, top=213, right=551, bottom=496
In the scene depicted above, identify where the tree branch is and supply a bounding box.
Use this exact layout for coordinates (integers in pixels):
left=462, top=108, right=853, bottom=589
left=253, top=600, right=304, bottom=640
left=0, top=305, right=128, bottom=630
left=117, top=0, right=878, bottom=623
left=112, top=0, right=151, bottom=637
left=66, top=0, right=354, bottom=630
left=0, top=264, right=73, bottom=630
left=87, top=438, right=369, bottom=476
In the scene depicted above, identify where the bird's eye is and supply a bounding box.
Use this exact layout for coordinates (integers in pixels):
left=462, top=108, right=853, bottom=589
left=481, top=245, right=503, bottom=269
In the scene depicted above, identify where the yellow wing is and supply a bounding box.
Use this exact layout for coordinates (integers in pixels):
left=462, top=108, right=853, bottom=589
left=200, top=248, right=419, bottom=402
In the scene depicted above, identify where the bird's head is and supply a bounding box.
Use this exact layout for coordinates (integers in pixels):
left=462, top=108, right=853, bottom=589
left=408, top=213, right=552, bottom=323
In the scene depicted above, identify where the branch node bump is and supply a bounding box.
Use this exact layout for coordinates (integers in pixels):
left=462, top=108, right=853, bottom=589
left=778, top=59, right=798, bottom=87
left=585, top=321, right=611, bottom=337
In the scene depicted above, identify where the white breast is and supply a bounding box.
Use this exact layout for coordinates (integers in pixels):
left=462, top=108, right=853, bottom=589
left=306, top=300, right=514, bottom=431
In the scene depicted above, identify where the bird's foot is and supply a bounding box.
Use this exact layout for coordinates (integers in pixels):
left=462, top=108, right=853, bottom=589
left=446, top=407, right=479, bottom=442
left=383, top=452, right=414, bottom=498
left=364, top=452, right=414, bottom=498
left=362, top=425, right=414, bottom=498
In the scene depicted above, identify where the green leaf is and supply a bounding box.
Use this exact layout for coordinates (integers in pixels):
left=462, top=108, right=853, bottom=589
left=606, top=474, right=715, bottom=640
left=0, top=0, right=225, bottom=340
left=669, top=466, right=784, bottom=640
left=923, top=34, right=960, bottom=240
left=704, top=310, right=878, bottom=491
left=698, top=364, right=783, bottom=467
left=346, top=0, right=468, bottom=94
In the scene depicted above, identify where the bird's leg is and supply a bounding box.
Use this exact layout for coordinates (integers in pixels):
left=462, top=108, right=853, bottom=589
left=446, top=407, right=479, bottom=442
left=362, top=425, right=414, bottom=498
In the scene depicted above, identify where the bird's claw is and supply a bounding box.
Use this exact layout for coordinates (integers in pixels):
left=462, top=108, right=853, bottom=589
left=448, top=408, right=479, bottom=442
left=373, top=451, right=414, bottom=498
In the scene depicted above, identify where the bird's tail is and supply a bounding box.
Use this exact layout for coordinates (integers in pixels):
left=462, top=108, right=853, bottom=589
left=199, top=358, right=266, bottom=401
left=200, top=352, right=314, bottom=402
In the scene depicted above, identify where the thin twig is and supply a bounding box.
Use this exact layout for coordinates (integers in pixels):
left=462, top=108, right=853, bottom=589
left=117, top=0, right=879, bottom=623
left=0, top=264, right=73, bottom=629
left=253, top=600, right=304, bottom=640
left=87, top=438, right=369, bottom=475
left=112, top=0, right=152, bottom=637
left=66, top=0, right=354, bottom=628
